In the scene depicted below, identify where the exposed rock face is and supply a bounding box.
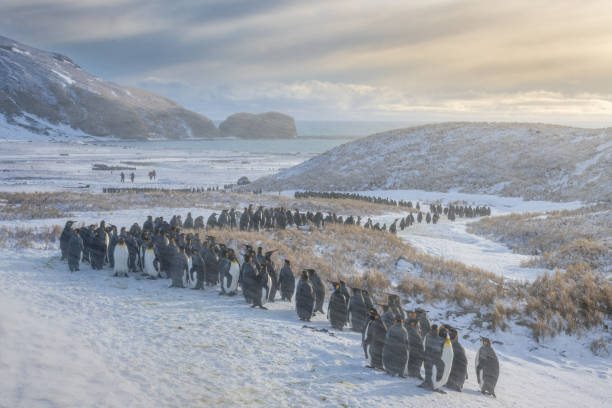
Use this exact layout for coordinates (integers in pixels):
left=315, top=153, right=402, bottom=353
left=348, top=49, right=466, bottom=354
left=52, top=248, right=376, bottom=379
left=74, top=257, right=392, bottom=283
left=219, top=112, right=297, bottom=139
left=0, top=35, right=218, bottom=139
left=247, top=122, right=612, bottom=203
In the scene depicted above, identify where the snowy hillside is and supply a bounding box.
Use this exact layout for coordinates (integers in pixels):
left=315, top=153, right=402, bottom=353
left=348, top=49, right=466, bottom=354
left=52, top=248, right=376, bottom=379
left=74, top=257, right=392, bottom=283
left=0, top=35, right=218, bottom=139
left=249, top=122, right=612, bottom=202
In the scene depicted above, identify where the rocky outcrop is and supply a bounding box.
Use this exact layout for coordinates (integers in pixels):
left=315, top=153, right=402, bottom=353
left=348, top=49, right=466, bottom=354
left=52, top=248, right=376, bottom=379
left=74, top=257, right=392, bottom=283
left=0, top=35, right=218, bottom=139
left=219, top=112, right=297, bottom=139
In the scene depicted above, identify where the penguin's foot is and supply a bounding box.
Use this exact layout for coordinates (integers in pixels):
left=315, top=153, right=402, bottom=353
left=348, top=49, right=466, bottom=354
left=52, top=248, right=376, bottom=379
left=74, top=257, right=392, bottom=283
left=259, top=306, right=268, bottom=310
left=251, top=304, right=257, bottom=308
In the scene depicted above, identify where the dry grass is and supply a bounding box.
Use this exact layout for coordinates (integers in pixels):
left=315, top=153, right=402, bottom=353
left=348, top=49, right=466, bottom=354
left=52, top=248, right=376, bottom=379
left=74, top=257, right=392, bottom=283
left=2, top=209, right=609, bottom=341
left=0, top=225, right=61, bottom=249
left=0, top=191, right=405, bottom=221
left=468, top=204, right=612, bottom=272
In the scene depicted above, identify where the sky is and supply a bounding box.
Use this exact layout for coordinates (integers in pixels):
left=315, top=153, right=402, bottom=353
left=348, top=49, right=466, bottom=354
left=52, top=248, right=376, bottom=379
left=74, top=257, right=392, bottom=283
left=1, top=0, right=612, bottom=125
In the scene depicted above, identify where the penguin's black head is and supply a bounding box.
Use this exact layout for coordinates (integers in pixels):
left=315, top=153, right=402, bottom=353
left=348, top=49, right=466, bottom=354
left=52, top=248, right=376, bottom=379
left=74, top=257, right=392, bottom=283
left=74, top=228, right=80, bottom=233
left=481, top=337, right=491, bottom=346
left=352, top=288, right=361, bottom=294
left=449, top=328, right=458, bottom=341
left=301, top=270, right=309, bottom=280
left=438, top=327, right=448, bottom=338
left=431, top=324, right=438, bottom=333
left=285, top=259, right=290, bottom=264
left=408, top=318, right=417, bottom=327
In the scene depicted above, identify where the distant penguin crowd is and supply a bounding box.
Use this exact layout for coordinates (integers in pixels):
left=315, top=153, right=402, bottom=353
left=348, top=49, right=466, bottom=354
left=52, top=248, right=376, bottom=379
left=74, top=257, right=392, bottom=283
left=59, top=208, right=499, bottom=398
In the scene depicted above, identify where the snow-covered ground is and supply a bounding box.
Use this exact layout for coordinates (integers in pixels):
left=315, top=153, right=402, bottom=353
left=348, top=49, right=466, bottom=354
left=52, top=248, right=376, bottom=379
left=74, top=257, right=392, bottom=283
left=0, top=137, right=309, bottom=192
left=1, top=139, right=610, bottom=407
left=1, top=247, right=610, bottom=408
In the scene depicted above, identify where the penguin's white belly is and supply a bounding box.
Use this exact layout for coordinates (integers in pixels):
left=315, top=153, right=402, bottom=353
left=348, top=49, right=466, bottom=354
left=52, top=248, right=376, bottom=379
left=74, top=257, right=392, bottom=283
left=433, top=341, right=454, bottom=389
left=366, top=344, right=372, bottom=365
left=225, top=262, right=240, bottom=292
left=188, top=262, right=198, bottom=289
left=144, top=250, right=157, bottom=277
left=114, top=245, right=129, bottom=274
left=182, top=258, right=190, bottom=287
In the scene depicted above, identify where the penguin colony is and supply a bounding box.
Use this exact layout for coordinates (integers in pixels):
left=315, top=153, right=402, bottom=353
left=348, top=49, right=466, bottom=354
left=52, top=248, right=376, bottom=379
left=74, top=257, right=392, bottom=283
left=59, top=208, right=499, bottom=398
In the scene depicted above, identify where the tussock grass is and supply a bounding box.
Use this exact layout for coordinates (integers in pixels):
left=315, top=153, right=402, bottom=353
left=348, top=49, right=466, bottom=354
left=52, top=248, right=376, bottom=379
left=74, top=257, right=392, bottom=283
left=468, top=204, right=612, bottom=272
left=0, top=225, right=61, bottom=249
left=0, top=191, right=404, bottom=221
left=3, top=210, right=609, bottom=341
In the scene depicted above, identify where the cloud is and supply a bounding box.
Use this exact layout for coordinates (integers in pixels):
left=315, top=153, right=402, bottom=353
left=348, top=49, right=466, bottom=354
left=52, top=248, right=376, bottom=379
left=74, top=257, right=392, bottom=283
left=2, top=0, right=612, bottom=124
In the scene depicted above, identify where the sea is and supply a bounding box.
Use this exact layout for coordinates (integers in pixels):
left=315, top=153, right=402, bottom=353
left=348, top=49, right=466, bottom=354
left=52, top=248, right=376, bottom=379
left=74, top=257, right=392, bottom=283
left=97, top=120, right=422, bottom=154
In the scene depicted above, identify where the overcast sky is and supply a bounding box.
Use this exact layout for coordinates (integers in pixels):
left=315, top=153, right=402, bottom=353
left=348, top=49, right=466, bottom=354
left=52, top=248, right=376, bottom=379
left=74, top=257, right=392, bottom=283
left=2, top=0, right=612, bottom=124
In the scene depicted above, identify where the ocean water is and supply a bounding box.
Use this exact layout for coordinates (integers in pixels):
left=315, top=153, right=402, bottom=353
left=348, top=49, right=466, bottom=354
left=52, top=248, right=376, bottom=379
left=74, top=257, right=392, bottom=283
left=98, top=120, right=421, bottom=155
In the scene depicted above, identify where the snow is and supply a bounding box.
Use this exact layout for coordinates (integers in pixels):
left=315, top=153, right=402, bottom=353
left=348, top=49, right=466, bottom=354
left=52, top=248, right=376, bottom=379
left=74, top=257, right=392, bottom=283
left=1, top=247, right=610, bottom=408
left=10, top=46, right=31, bottom=56
left=0, top=137, right=309, bottom=192
left=0, top=130, right=610, bottom=407
left=252, top=122, right=612, bottom=203
left=51, top=69, right=75, bottom=85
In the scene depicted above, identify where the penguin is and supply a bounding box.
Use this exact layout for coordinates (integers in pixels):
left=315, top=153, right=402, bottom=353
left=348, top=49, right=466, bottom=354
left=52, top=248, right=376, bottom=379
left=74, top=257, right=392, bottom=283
left=339, top=280, right=350, bottom=303
left=60, top=220, right=75, bottom=261
left=415, top=308, right=430, bottom=337
left=295, top=270, right=315, bottom=321
left=362, top=289, right=374, bottom=310
left=67, top=228, right=84, bottom=272
left=278, top=260, right=295, bottom=301
left=180, top=248, right=191, bottom=288
left=264, top=251, right=278, bottom=302
left=187, top=249, right=200, bottom=289
left=143, top=243, right=159, bottom=278
left=419, top=324, right=440, bottom=389
left=308, top=269, right=326, bottom=315
left=363, top=309, right=387, bottom=370
left=432, top=328, right=454, bottom=392
left=241, top=253, right=258, bottom=304
left=347, top=288, right=368, bottom=332
left=190, top=248, right=206, bottom=289
left=380, top=304, right=395, bottom=328
left=445, top=327, right=468, bottom=392
left=382, top=318, right=410, bottom=377
left=113, top=238, right=129, bottom=277
left=222, top=253, right=240, bottom=295
left=169, top=246, right=187, bottom=288
left=476, top=337, right=499, bottom=397
left=327, top=282, right=348, bottom=330
left=252, top=265, right=271, bottom=310
left=406, top=318, right=425, bottom=379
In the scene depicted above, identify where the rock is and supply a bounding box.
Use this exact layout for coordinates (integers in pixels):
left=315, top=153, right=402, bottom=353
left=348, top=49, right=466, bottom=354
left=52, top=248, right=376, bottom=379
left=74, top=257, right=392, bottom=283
left=219, top=112, right=297, bottom=139
left=0, top=35, right=219, bottom=140
left=237, top=176, right=251, bottom=185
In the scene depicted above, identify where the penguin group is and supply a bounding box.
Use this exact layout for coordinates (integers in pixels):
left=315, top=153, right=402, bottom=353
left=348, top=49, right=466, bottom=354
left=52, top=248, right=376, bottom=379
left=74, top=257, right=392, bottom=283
left=59, top=212, right=499, bottom=399
left=326, top=288, right=499, bottom=397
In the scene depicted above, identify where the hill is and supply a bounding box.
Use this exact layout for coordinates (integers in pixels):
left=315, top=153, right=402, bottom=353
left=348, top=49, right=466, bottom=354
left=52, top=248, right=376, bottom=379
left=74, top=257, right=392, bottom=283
left=0, top=35, right=218, bottom=139
left=248, top=122, right=612, bottom=202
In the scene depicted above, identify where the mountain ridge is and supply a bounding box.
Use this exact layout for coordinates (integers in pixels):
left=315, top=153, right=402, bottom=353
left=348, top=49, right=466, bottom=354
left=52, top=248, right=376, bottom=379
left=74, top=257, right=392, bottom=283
left=246, top=121, right=612, bottom=203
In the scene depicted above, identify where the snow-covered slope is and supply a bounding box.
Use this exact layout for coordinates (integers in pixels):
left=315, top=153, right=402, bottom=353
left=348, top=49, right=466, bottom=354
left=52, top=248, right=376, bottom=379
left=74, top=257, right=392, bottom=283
left=0, top=35, right=218, bottom=140
left=249, top=122, right=612, bottom=202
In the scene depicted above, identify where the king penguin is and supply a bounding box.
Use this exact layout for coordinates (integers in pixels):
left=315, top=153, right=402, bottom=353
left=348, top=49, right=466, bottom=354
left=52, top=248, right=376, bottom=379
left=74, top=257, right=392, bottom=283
left=223, top=253, right=240, bottom=295
left=113, top=238, right=129, bottom=277
left=143, top=243, right=158, bottom=278
left=432, top=328, right=454, bottom=392
left=476, top=337, right=499, bottom=397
